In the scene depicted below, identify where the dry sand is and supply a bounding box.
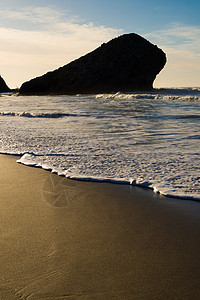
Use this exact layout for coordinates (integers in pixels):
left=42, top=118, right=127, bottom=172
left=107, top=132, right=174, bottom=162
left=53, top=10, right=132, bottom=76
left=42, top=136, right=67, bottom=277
left=1, top=154, right=200, bottom=299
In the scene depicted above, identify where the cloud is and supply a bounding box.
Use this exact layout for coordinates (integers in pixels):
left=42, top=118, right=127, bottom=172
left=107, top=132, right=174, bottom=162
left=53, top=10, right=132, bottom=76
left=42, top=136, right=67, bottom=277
left=0, top=6, right=123, bottom=88
left=145, top=23, right=200, bottom=87
left=145, top=22, right=200, bottom=53
left=0, top=6, right=67, bottom=25
left=1, top=7, right=200, bottom=89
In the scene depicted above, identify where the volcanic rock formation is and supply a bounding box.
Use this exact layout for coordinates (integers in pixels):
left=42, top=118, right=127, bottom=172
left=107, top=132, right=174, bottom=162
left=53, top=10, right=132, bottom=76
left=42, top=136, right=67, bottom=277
left=0, top=75, right=11, bottom=93
left=20, top=33, right=166, bottom=95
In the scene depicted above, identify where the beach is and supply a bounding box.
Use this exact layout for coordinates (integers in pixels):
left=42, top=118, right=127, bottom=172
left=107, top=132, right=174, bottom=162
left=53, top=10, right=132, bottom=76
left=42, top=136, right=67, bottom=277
left=1, top=154, right=200, bottom=299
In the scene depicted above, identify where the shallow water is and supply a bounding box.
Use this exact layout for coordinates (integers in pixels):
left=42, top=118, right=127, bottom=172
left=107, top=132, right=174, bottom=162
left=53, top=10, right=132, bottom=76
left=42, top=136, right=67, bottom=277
left=0, top=88, right=200, bottom=199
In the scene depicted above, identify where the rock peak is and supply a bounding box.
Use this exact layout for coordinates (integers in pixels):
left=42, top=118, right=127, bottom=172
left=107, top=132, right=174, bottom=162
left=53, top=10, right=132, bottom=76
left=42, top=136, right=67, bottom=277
left=0, top=75, right=11, bottom=93
left=20, top=33, right=166, bottom=95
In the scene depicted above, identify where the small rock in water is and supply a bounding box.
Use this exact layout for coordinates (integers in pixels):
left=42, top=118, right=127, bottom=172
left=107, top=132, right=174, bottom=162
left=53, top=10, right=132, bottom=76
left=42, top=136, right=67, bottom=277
left=0, top=75, right=11, bottom=93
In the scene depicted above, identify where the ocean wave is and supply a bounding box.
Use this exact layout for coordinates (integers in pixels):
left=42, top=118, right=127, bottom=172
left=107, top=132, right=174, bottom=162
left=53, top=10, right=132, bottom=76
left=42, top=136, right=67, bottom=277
left=96, top=88, right=200, bottom=101
left=0, top=112, right=85, bottom=118
left=14, top=152, right=200, bottom=202
left=1, top=92, right=200, bottom=202
left=175, top=115, right=200, bottom=120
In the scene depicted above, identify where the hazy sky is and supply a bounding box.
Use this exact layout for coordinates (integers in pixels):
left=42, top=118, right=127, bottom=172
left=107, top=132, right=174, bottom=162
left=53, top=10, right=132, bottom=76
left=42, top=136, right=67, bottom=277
left=0, top=0, right=200, bottom=88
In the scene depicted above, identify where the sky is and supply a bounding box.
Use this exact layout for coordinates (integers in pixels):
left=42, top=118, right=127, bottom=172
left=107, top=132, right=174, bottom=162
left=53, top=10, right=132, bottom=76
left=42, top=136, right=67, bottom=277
left=0, top=0, right=200, bottom=89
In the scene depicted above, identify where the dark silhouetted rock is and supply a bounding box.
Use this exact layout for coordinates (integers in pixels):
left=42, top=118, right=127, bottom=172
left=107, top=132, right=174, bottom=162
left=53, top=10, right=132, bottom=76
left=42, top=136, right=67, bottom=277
left=0, top=75, right=11, bottom=93
left=20, top=33, right=166, bottom=95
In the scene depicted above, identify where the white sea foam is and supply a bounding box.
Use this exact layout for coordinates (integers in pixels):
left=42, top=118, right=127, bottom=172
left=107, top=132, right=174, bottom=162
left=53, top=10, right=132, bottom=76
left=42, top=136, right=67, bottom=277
left=1, top=89, right=200, bottom=200
left=96, top=88, right=200, bottom=101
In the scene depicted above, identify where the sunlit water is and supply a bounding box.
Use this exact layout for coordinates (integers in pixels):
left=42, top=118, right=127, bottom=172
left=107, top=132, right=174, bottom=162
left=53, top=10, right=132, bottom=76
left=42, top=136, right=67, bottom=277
left=0, top=88, right=200, bottom=200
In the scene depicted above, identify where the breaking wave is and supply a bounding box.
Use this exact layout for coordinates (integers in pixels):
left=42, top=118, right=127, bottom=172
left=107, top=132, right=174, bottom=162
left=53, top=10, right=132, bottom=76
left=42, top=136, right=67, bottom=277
left=0, top=112, right=87, bottom=118
left=96, top=88, right=200, bottom=101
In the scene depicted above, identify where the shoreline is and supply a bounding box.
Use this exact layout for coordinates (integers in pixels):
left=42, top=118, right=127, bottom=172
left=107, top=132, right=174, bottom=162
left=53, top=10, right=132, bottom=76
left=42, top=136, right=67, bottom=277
left=1, top=152, right=199, bottom=202
left=1, top=154, right=200, bottom=298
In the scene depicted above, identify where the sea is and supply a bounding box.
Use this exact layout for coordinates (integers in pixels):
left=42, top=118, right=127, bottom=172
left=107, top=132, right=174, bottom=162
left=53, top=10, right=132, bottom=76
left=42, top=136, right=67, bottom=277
left=0, top=88, right=200, bottom=200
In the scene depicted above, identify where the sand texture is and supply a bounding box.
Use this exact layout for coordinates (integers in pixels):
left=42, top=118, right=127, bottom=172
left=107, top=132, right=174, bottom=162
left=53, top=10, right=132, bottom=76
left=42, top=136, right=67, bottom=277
left=1, top=154, right=200, bottom=299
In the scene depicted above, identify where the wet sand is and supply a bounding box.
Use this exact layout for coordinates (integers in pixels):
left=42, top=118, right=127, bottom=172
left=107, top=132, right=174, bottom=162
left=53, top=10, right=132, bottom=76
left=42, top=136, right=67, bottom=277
left=1, top=154, right=200, bottom=299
